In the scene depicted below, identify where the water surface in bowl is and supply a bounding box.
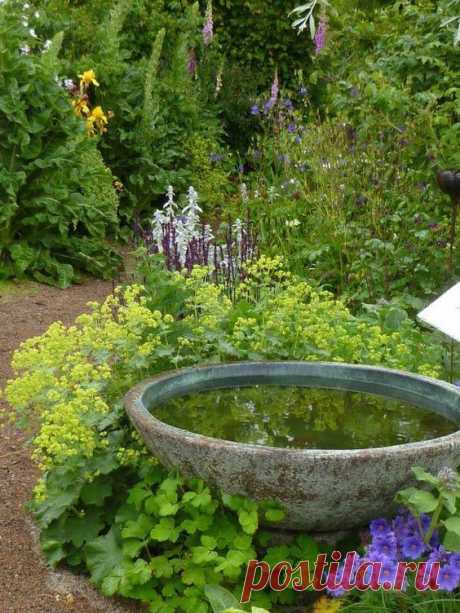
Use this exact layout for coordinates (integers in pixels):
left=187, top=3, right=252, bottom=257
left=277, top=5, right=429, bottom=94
left=152, top=385, right=458, bottom=449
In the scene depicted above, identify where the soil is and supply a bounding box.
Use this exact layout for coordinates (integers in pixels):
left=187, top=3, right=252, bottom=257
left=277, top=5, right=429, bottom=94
left=0, top=279, right=144, bottom=613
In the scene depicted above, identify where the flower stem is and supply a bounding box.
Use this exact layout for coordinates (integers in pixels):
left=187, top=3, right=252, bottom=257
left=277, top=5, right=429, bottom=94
left=449, top=197, right=459, bottom=275
left=424, top=499, right=443, bottom=545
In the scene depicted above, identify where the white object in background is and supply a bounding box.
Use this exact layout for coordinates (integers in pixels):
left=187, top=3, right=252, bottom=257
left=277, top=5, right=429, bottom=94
left=417, top=282, right=460, bottom=342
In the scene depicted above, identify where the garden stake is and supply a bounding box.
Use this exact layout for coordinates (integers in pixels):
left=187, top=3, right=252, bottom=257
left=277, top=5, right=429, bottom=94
left=436, top=170, right=460, bottom=275
left=449, top=196, right=459, bottom=275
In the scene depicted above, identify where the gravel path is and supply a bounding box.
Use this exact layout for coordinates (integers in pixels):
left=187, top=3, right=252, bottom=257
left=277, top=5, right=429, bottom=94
left=0, top=280, right=143, bottom=613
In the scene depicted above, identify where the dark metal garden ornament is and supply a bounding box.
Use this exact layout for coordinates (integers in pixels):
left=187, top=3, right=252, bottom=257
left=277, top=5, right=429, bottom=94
left=436, top=170, right=460, bottom=274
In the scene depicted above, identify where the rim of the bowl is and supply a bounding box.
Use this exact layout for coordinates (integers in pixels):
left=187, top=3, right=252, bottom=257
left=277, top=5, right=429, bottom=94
left=123, top=361, right=460, bottom=458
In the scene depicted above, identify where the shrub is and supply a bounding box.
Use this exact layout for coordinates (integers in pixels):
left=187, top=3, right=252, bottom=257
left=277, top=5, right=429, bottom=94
left=0, top=2, right=120, bottom=286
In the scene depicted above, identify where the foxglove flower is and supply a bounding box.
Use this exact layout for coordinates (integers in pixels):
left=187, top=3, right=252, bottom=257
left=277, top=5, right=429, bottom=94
left=270, top=70, right=279, bottom=103
left=202, top=1, right=213, bottom=46
left=314, top=16, right=327, bottom=54
left=215, top=68, right=223, bottom=94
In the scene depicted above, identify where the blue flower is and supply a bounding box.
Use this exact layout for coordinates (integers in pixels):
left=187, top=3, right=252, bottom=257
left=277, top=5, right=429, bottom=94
left=368, top=533, right=397, bottom=561
left=283, top=98, right=294, bottom=110
left=299, top=86, right=308, bottom=97
left=437, top=564, right=460, bottom=592
left=448, top=552, right=460, bottom=573
left=287, top=123, right=297, bottom=133
left=401, top=534, right=426, bottom=560
left=378, top=558, right=398, bottom=589
left=264, top=99, right=275, bottom=113
left=428, top=545, right=450, bottom=565
left=369, top=518, right=392, bottom=538
left=250, top=104, right=260, bottom=116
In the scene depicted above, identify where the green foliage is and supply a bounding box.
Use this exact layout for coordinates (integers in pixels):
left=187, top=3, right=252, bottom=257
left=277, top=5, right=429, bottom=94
left=313, top=0, right=460, bottom=167
left=245, top=116, right=455, bottom=305
left=4, top=260, right=444, bottom=609
left=0, top=2, right=120, bottom=286
left=240, top=0, right=460, bottom=305
left=397, top=466, right=460, bottom=552
left=211, top=0, right=311, bottom=84
left=205, top=584, right=270, bottom=613
left=35, top=0, right=228, bottom=221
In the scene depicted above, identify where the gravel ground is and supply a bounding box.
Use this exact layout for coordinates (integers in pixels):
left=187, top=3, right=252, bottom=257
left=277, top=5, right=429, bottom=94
left=0, top=279, right=144, bottom=613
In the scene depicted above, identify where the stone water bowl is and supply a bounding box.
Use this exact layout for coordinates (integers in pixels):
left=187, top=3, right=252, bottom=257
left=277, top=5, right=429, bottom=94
left=124, top=361, right=460, bottom=532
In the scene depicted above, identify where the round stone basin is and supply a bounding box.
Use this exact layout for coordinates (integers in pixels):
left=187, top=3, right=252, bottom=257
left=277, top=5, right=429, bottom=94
left=124, top=361, right=460, bottom=532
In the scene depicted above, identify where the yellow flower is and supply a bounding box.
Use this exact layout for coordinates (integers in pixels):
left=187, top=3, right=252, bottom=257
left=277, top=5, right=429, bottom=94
left=85, top=106, right=109, bottom=136
left=72, top=96, right=90, bottom=117
left=78, top=69, right=99, bottom=89
left=313, top=596, right=343, bottom=613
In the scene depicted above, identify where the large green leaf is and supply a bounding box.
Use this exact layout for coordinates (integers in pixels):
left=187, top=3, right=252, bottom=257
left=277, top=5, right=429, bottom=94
left=85, top=529, right=127, bottom=584
left=204, top=584, right=240, bottom=613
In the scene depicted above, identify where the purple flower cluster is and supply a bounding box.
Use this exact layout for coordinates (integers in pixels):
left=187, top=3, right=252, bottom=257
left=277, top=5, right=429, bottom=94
left=135, top=187, right=257, bottom=299
left=314, top=17, right=327, bottom=54
left=328, top=512, right=460, bottom=597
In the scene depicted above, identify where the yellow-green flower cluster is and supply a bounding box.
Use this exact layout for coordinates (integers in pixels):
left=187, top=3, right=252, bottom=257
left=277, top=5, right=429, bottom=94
left=5, top=286, right=173, bottom=472
left=4, top=260, right=441, bottom=503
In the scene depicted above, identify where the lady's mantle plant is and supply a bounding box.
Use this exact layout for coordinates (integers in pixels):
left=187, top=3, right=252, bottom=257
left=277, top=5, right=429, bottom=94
left=5, top=259, right=442, bottom=610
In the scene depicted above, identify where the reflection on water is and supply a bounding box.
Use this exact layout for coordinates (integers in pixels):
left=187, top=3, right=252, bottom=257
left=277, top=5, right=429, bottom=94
left=152, top=386, right=457, bottom=450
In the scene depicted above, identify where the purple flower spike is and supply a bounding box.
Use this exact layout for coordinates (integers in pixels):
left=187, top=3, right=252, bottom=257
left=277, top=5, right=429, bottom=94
left=270, top=70, right=279, bottom=103
left=202, top=1, right=213, bottom=46
left=314, top=16, right=327, bottom=54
